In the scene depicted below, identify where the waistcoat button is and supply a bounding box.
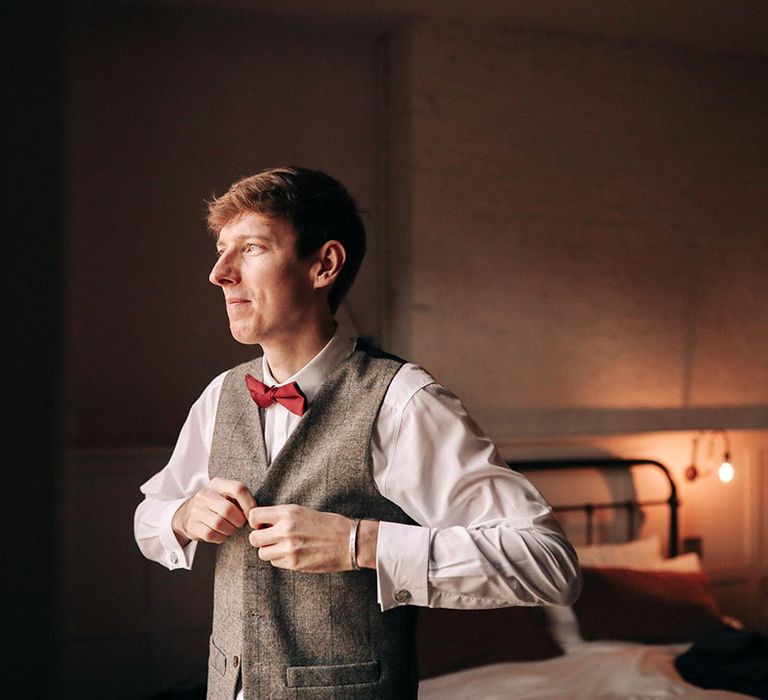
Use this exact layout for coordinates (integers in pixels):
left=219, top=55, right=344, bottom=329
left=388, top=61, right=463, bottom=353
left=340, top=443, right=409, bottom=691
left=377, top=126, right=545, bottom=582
left=232, top=655, right=239, bottom=668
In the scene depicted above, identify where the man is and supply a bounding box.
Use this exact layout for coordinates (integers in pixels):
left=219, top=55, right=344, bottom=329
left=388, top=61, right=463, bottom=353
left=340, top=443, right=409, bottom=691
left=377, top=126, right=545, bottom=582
left=134, top=166, right=580, bottom=699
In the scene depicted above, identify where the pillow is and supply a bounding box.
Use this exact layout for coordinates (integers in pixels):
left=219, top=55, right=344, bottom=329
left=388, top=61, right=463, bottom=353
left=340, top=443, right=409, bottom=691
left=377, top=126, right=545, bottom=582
left=651, top=552, right=702, bottom=573
left=576, top=535, right=662, bottom=569
left=417, top=605, right=562, bottom=679
left=573, top=567, right=724, bottom=643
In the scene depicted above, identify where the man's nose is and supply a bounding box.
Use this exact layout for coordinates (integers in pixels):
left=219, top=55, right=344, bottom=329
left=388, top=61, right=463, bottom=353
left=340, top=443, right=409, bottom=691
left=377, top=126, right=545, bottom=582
left=209, top=252, right=238, bottom=286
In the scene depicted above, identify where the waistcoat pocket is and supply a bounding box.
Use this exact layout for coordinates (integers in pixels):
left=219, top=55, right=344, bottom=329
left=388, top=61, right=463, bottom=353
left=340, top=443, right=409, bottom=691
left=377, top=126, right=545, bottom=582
left=209, top=636, right=227, bottom=676
left=286, top=661, right=380, bottom=688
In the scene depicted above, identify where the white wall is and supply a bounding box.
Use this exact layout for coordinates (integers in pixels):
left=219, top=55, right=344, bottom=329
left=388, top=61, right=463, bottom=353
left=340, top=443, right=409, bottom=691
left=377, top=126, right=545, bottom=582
left=60, top=448, right=214, bottom=697
left=388, top=21, right=768, bottom=438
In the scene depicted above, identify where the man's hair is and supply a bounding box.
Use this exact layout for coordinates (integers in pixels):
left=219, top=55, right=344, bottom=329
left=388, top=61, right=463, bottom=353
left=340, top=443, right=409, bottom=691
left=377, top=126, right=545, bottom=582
left=207, top=166, right=366, bottom=314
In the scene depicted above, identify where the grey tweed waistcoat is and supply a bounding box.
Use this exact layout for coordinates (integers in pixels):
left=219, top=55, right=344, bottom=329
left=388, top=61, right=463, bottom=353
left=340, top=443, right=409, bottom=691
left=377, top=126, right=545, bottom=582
left=206, top=344, right=418, bottom=700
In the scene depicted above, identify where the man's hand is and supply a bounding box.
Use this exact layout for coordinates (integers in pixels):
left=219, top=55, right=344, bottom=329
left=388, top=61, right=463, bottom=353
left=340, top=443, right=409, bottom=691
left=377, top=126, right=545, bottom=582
left=172, top=477, right=257, bottom=547
left=247, top=504, right=379, bottom=573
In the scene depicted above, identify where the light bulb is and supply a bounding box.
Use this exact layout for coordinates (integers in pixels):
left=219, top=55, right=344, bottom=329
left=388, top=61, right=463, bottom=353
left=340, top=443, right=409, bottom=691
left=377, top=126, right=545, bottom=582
left=718, top=461, right=734, bottom=483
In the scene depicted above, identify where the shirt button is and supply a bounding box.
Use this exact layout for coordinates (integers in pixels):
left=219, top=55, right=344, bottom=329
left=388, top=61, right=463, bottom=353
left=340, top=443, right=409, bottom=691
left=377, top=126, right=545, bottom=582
left=169, top=551, right=179, bottom=565
left=232, top=655, right=239, bottom=668
left=394, top=589, right=411, bottom=604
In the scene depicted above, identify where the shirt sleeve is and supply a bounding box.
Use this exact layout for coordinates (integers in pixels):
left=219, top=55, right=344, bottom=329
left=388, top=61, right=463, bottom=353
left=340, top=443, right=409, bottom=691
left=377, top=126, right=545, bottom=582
left=133, top=372, right=226, bottom=570
left=371, top=367, right=582, bottom=612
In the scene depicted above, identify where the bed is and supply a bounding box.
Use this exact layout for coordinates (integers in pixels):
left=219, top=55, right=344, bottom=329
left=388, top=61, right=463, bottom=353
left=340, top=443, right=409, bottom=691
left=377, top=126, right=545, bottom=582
left=417, top=458, right=757, bottom=700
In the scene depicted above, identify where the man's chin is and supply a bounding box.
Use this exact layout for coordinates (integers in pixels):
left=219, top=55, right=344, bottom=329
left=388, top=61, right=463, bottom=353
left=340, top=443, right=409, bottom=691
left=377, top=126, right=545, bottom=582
left=229, top=325, right=261, bottom=346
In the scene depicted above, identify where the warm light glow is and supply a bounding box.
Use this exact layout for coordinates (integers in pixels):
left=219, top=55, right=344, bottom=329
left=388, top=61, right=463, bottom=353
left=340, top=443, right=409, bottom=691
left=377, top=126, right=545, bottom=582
left=718, top=461, right=735, bottom=483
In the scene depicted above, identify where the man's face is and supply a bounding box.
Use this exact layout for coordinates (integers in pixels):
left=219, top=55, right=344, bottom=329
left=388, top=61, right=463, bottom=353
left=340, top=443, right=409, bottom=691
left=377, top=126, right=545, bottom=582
left=209, top=212, right=316, bottom=346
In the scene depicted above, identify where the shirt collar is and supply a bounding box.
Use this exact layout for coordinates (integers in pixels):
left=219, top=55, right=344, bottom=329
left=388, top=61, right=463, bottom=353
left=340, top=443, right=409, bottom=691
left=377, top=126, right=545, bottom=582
left=261, top=322, right=357, bottom=406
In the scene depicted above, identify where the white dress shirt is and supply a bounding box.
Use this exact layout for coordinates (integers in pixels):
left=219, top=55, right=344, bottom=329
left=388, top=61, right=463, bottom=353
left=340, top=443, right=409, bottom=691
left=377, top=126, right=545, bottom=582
left=134, top=325, right=580, bottom=614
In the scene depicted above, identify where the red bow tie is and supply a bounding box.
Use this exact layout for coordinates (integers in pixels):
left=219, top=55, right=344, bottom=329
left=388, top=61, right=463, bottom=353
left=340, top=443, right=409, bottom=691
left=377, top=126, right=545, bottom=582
left=245, top=374, right=307, bottom=417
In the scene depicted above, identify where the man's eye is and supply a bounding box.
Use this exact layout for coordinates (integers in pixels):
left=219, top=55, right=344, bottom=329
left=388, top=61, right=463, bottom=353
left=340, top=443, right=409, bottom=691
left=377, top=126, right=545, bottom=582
left=245, top=243, right=263, bottom=253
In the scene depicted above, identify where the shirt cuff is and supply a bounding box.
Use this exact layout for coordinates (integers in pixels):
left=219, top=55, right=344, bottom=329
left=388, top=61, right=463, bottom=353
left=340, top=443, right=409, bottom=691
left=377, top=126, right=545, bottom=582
left=376, top=521, right=430, bottom=611
left=159, top=498, right=198, bottom=570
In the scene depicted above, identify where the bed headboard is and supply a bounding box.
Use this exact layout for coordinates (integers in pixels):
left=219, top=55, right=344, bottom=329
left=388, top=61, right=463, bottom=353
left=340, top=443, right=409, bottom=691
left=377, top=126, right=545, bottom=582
left=508, top=458, right=680, bottom=557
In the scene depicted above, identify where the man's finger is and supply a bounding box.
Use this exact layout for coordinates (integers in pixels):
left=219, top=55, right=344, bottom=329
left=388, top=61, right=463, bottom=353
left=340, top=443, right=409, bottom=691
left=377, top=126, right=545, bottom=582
left=212, top=478, right=257, bottom=515
left=248, top=525, right=280, bottom=548
left=186, top=520, right=226, bottom=544
left=254, top=543, right=293, bottom=568
left=202, top=512, right=236, bottom=537
left=247, top=504, right=292, bottom=530
left=215, top=498, right=247, bottom=529
left=202, top=530, right=227, bottom=544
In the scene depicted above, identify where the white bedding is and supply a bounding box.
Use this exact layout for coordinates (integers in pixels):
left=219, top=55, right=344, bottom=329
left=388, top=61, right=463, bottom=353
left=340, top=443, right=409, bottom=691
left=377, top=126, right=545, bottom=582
left=418, top=640, right=751, bottom=699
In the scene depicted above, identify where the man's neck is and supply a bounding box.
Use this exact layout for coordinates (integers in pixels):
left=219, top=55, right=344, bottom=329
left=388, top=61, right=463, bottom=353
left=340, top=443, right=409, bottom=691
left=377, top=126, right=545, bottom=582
left=262, top=316, right=337, bottom=383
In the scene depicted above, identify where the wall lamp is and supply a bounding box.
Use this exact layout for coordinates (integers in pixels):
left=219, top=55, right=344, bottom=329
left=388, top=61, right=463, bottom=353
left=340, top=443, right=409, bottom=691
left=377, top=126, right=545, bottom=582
left=684, top=429, right=734, bottom=483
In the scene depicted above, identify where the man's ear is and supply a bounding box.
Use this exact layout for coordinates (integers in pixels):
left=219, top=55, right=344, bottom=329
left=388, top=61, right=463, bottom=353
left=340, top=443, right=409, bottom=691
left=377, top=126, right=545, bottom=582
left=312, top=240, right=346, bottom=290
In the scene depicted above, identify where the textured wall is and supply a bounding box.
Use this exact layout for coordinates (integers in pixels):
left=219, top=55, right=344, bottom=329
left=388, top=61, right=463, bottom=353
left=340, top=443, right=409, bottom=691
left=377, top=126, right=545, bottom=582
left=64, top=6, right=386, bottom=446
left=389, top=22, right=768, bottom=438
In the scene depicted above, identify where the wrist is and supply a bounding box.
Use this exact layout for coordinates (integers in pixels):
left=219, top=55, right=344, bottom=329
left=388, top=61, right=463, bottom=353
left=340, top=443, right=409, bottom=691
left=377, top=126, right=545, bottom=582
left=354, top=519, right=379, bottom=570
left=171, top=501, right=192, bottom=548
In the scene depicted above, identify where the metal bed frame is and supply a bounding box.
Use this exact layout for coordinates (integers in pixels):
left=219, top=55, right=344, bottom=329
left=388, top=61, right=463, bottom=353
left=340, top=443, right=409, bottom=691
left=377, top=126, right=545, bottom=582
left=508, top=458, right=680, bottom=557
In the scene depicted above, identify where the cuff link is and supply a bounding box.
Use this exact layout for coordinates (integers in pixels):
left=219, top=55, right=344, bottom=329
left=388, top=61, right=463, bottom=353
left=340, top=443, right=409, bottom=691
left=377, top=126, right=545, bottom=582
left=394, top=589, right=412, bottom=604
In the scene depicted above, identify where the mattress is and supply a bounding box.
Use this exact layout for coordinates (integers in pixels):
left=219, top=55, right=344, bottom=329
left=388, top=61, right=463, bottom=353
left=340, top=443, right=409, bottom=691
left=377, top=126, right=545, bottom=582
left=419, top=639, right=752, bottom=699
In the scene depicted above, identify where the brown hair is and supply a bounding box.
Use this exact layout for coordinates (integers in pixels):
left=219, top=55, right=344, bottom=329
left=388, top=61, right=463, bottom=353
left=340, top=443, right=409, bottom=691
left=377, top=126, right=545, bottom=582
left=207, top=166, right=365, bottom=314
